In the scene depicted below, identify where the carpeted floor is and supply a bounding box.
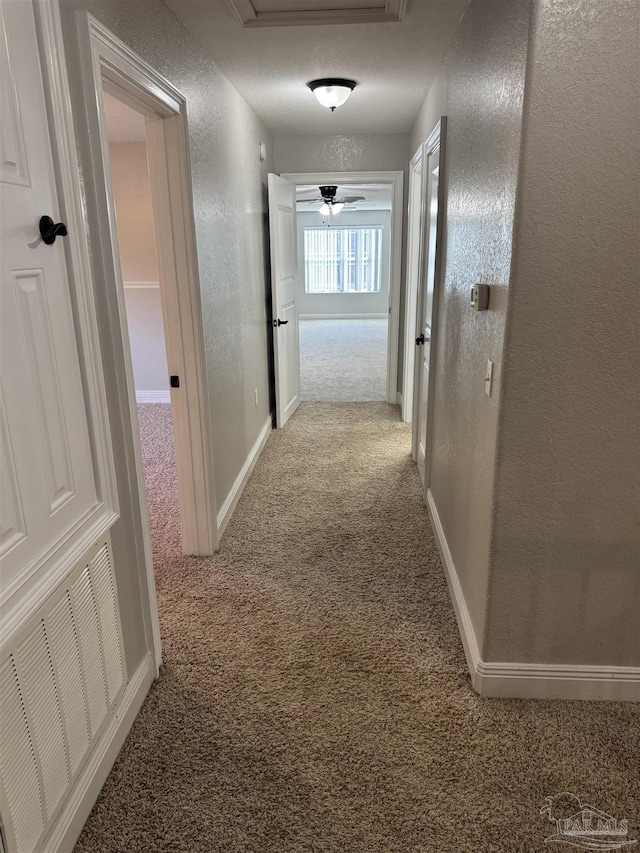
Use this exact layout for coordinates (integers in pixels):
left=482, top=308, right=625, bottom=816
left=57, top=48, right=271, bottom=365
left=299, top=319, right=388, bottom=401
left=75, top=403, right=639, bottom=853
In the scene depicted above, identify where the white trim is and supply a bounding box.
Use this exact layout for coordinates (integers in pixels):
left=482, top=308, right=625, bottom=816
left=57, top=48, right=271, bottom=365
left=80, top=16, right=216, bottom=560
left=427, top=489, right=640, bottom=701
left=282, top=171, right=404, bottom=407
left=40, top=653, right=155, bottom=853
left=396, top=392, right=403, bottom=407
left=401, top=144, right=424, bottom=424
left=123, top=281, right=160, bottom=289
left=299, top=313, right=388, bottom=321
left=216, top=415, right=273, bottom=540
left=426, top=488, right=481, bottom=679
left=136, top=390, right=171, bottom=403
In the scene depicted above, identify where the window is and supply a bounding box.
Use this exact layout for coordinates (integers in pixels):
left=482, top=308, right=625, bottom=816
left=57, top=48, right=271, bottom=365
left=304, top=226, right=383, bottom=294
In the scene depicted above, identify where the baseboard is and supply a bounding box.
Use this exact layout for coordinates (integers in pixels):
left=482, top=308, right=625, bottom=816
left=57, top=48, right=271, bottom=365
left=216, top=415, right=273, bottom=540
left=136, top=390, right=170, bottom=403
left=396, top=391, right=402, bottom=407
left=43, top=653, right=156, bottom=852
left=426, top=489, right=640, bottom=702
left=298, top=313, right=388, bottom=320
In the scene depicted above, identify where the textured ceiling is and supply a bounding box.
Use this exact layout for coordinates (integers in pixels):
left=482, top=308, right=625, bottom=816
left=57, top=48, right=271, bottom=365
left=162, top=0, right=470, bottom=136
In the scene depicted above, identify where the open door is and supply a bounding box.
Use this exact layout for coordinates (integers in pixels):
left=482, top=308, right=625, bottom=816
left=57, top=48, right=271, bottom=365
left=412, top=119, right=446, bottom=489
left=268, top=173, right=300, bottom=428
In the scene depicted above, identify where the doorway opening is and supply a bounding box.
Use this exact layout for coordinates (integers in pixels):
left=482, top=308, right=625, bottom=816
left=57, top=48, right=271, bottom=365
left=80, top=14, right=216, bottom=573
left=279, top=170, right=404, bottom=414
left=296, top=183, right=392, bottom=402
left=102, top=91, right=181, bottom=560
left=411, top=119, right=447, bottom=490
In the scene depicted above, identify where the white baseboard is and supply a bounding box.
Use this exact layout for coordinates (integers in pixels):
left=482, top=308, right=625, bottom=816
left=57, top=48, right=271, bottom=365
left=216, top=415, right=273, bottom=539
left=298, top=313, right=388, bottom=320
left=396, top=391, right=402, bottom=407
left=426, top=489, right=640, bottom=702
left=43, top=653, right=156, bottom=852
left=136, top=390, right=170, bottom=403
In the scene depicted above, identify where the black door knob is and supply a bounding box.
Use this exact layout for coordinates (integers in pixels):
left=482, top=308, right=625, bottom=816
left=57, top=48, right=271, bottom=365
left=416, top=333, right=426, bottom=345
left=39, top=215, right=68, bottom=245
left=274, top=319, right=289, bottom=327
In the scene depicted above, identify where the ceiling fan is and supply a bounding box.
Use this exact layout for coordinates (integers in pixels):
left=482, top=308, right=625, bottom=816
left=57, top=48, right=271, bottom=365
left=296, top=185, right=365, bottom=216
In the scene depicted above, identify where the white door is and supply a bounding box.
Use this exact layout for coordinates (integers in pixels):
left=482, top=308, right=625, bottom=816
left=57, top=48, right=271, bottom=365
left=0, top=0, right=97, bottom=608
left=401, top=149, right=424, bottom=424
left=268, top=173, right=300, bottom=428
left=413, top=137, right=442, bottom=487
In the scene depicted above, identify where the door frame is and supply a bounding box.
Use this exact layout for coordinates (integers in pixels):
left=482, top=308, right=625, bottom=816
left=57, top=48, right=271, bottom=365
left=76, top=18, right=217, bottom=570
left=282, top=170, right=404, bottom=405
left=401, top=145, right=425, bottom=423
left=411, top=117, right=447, bottom=489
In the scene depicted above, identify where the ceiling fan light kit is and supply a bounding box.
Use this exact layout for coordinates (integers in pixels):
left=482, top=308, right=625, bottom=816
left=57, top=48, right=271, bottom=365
left=307, top=78, right=357, bottom=111
left=298, top=185, right=366, bottom=217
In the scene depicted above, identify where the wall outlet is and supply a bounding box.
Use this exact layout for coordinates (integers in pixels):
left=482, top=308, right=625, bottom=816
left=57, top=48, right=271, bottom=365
left=254, top=388, right=259, bottom=407
left=485, top=360, right=494, bottom=397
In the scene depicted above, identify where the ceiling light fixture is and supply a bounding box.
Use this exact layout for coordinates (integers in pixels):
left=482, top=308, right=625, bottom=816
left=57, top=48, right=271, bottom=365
left=307, top=78, right=357, bottom=112
left=318, top=201, right=345, bottom=218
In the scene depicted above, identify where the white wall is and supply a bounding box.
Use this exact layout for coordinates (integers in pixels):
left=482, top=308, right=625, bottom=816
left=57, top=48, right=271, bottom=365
left=122, top=288, right=169, bottom=399
left=297, top=209, right=390, bottom=318
left=108, top=140, right=169, bottom=400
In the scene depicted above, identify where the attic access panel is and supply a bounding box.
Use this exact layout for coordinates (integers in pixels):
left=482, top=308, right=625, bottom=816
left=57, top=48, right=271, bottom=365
left=227, top=0, right=406, bottom=27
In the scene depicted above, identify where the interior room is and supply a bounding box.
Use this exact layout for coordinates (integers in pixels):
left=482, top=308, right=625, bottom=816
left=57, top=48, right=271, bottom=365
left=296, top=182, right=392, bottom=402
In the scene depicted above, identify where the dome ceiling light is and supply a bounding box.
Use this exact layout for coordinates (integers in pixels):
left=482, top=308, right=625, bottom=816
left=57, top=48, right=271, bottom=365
left=307, top=78, right=357, bottom=112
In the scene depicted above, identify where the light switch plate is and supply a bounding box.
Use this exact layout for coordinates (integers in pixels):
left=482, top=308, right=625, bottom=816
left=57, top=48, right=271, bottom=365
left=485, top=360, right=494, bottom=397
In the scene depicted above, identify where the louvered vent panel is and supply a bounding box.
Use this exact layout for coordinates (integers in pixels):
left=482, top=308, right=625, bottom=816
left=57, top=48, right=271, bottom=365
left=0, top=657, right=45, bottom=853
left=70, top=565, right=108, bottom=737
left=46, top=593, right=91, bottom=775
left=0, top=536, right=125, bottom=852
left=90, top=543, right=125, bottom=705
left=15, top=621, right=70, bottom=819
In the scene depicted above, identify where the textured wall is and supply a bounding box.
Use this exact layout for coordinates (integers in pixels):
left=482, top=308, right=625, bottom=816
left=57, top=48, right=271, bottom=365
left=274, top=133, right=410, bottom=176
left=487, top=0, right=640, bottom=665
left=297, top=210, right=391, bottom=317
left=59, top=0, right=274, bottom=673
left=409, top=0, right=532, bottom=644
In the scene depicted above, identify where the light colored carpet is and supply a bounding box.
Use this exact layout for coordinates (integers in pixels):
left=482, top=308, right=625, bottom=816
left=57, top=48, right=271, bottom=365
left=75, top=403, right=639, bottom=853
left=299, top=319, right=388, bottom=401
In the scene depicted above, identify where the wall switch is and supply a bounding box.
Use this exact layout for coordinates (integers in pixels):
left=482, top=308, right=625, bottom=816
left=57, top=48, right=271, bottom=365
left=485, top=360, right=494, bottom=397
left=471, top=283, right=490, bottom=311
left=254, top=388, right=259, bottom=407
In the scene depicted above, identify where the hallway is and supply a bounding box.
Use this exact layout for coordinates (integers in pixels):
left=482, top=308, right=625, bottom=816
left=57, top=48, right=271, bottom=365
left=73, top=403, right=638, bottom=852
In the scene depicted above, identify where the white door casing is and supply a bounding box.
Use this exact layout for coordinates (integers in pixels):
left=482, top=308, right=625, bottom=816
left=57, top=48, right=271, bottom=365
left=0, top=0, right=116, bottom=634
left=413, top=119, right=447, bottom=489
left=268, top=173, right=301, bottom=428
left=402, top=146, right=425, bottom=424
